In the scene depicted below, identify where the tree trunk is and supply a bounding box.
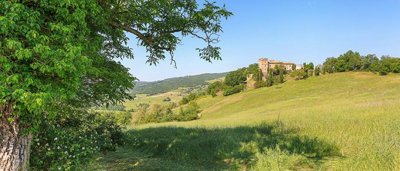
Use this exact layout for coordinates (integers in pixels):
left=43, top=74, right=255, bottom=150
left=0, top=103, right=32, bottom=171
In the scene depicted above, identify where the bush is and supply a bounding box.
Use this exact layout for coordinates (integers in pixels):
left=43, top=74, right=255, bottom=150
left=254, top=80, right=267, bottom=88
left=97, top=104, right=126, bottom=111
left=207, top=81, right=225, bottom=96
left=103, top=111, right=132, bottom=126
left=133, top=102, right=200, bottom=124
left=177, top=102, right=201, bottom=121
left=223, top=85, right=244, bottom=96
left=31, top=108, right=125, bottom=170
left=136, top=104, right=175, bottom=123
left=290, top=69, right=307, bottom=80
left=180, top=91, right=207, bottom=105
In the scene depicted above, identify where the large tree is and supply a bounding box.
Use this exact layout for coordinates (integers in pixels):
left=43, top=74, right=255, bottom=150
left=0, top=0, right=231, bottom=170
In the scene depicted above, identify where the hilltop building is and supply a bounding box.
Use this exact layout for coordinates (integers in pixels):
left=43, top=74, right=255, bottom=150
left=258, top=58, right=296, bottom=79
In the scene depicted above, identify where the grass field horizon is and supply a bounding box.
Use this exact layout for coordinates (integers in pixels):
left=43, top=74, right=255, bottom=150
left=89, top=72, right=400, bottom=170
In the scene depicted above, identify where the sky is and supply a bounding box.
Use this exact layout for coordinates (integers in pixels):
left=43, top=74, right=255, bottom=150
left=120, top=0, right=400, bottom=81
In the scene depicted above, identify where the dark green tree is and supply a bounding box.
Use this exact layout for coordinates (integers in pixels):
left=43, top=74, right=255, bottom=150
left=267, top=70, right=274, bottom=87
left=323, top=57, right=338, bottom=73
left=224, top=68, right=247, bottom=87
left=290, top=69, right=307, bottom=80
left=361, top=54, right=379, bottom=71
left=336, top=50, right=362, bottom=71
left=0, top=0, right=231, bottom=169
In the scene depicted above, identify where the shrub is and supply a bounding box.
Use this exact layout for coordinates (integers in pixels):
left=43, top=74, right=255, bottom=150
left=177, top=102, right=201, bottom=121
left=180, top=93, right=198, bottom=105
left=180, top=91, right=207, bottom=105
left=31, top=108, right=125, bottom=170
left=207, top=81, right=225, bottom=96
left=133, top=102, right=200, bottom=124
left=107, top=111, right=132, bottom=126
left=254, top=80, right=267, bottom=88
left=290, top=69, right=307, bottom=80
left=223, top=85, right=244, bottom=96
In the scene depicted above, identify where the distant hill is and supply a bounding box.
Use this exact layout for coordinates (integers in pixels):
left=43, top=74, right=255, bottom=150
left=131, top=72, right=227, bottom=95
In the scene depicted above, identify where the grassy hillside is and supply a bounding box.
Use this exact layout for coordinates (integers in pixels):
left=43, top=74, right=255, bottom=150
left=131, top=72, right=227, bottom=95
left=124, top=93, right=182, bottom=111
left=88, top=72, right=400, bottom=170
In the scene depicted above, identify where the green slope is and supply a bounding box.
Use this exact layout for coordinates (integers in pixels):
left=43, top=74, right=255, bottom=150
left=89, top=72, right=400, bottom=170
left=131, top=72, right=227, bottom=95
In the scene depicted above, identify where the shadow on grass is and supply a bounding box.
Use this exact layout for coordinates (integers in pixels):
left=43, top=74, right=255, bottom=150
left=90, top=122, right=340, bottom=170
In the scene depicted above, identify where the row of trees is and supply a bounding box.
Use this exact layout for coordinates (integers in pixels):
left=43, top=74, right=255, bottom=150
left=134, top=102, right=201, bottom=124
left=323, top=50, right=400, bottom=75
left=290, top=62, right=321, bottom=80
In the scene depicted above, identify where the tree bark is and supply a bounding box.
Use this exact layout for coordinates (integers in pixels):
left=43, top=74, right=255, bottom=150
left=0, top=103, right=32, bottom=171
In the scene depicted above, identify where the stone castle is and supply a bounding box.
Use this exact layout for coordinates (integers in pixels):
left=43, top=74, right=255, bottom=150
left=258, top=58, right=295, bottom=78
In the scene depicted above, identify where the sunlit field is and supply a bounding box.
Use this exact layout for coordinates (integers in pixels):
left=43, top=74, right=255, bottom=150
left=88, top=72, right=400, bottom=170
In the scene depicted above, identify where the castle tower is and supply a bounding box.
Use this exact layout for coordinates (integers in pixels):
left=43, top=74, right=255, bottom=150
left=258, top=58, right=269, bottom=79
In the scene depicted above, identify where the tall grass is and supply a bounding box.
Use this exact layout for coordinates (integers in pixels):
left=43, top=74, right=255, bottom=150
left=89, top=72, right=400, bottom=170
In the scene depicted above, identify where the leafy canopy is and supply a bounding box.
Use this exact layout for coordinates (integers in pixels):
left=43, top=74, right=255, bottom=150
left=0, top=0, right=231, bottom=133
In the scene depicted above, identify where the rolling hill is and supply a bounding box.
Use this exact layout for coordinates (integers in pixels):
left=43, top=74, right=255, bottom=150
left=89, top=72, right=400, bottom=170
left=131, top=72, right=227, bottom=95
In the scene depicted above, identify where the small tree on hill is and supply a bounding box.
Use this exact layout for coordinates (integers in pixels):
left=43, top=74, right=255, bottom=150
left=290, top=69, right=307, bottom=80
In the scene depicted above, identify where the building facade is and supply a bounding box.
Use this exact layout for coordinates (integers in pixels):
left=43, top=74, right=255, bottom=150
left=258, top=58, right=296, bottom=79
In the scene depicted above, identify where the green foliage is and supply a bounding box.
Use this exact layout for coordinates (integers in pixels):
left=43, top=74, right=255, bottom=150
left=336, top=50, right=362, bottom=71
left=223, top=85, right=244, bottom=96
left=177, top=102, right=201, bottom=121
left=303, top=62, right=315, bottom=71
left=207, top=81, right=226, bottom=97
left=262, top=66, right=287, bottom=86
left=322, top=51, right=400, bottom=75
left=378, top=56, right=400, bottom=74
left=0, top=0, right=231, bottom=169
left=132, top=73, right=227, bottom=95
left=134, top=101, right=200, bottom=124
left=254, top=80, right=267, bottom=88
left=0, top=0, right=231, bottom=130
left=322, top=57, right=338, bottom=73
left=290, top=69, right=308, bottom=80
left=180, top=92, right=205, bottom=105
left=31, top=108, right=125, bottom=171
left=97, top=104, right=126, bottom=111
left=361, top=54, right=380, bottom=71
left=246, top=63, right=263, bottom=81
left=99, top=111, right=132, bottom=126
left=267, top=70, right=274, bottom=87
left=225, top=68, right=247, bottom=87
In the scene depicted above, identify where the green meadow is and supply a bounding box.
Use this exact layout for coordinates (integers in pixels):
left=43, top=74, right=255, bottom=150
left=88, top=72, right=400, bottom=170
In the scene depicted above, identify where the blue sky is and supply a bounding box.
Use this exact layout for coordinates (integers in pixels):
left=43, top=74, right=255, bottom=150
left=121, top=0, right=400, bottom=81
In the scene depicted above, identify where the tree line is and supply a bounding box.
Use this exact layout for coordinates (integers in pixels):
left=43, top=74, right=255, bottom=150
left=322, top=50, right=400, bottom=75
